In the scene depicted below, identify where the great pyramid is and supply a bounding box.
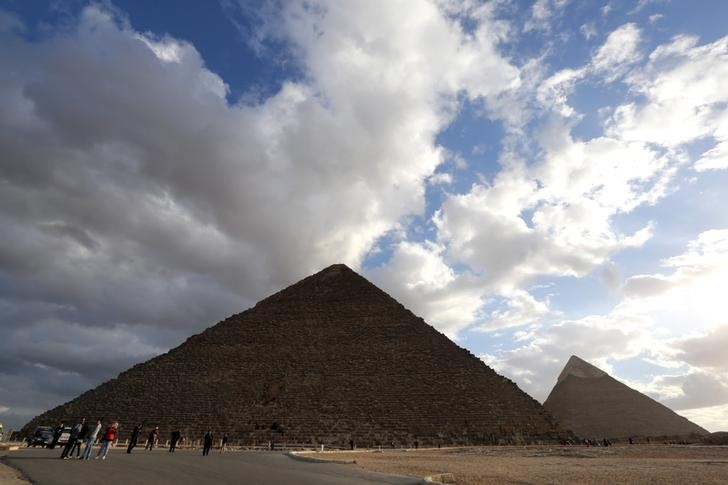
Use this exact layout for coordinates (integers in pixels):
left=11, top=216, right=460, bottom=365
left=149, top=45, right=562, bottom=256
left=22, top=264, right=562, bottom=446
left=543, top=355, right=708, bottom=439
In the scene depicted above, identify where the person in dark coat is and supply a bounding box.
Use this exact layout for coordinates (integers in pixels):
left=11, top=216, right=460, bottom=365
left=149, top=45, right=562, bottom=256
left=169, top=430, right=181, bottom=452
left=145, top=427, right=159, bottom=451
left=127, top=424, right=142, bottom=454
left=69, top=420, right=89, bottom=457
left=60, top=417, right=85, bottom=459
left=49, top=422, right=64, bottom=450
left=202, top=430, right=213, bottom=456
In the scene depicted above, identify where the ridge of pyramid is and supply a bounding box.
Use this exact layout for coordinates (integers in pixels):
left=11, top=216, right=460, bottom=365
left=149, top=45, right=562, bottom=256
left=556, top=355, right=608, bottom=384
left=249, top=262, right=395, bottom=314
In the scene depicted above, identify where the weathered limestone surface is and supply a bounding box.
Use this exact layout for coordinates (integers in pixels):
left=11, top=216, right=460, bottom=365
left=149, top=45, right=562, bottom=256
left=22, top=264, right=562, bottom=445
left=544, top=355, right=708, bottom=439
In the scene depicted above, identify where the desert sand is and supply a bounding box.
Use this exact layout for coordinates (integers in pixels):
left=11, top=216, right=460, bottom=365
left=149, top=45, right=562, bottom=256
left=347, top=445, right=728, bottom=484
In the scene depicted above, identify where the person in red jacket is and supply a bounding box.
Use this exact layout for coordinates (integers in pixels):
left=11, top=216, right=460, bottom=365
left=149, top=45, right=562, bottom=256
left=95, top=422, right=118, bottom=460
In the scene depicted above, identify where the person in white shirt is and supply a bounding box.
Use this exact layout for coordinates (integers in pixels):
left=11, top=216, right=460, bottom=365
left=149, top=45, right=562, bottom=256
left=80, top=419, right=102, bottom=460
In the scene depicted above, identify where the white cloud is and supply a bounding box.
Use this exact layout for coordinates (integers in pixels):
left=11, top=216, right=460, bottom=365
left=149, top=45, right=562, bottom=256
left=485, top=315, right=650, bottom=401
left=651, top=372, right=728, bottom=410
left=632, top=0, right=669, bottom=13
left=591, top=23, right=642, bottom=81
left=608, top=34, right=728, bottom=165
left=434, top=126, right=663, bottom=291
left=674, top=326, right=728, bottom=372
left=428, top=172, right=453, bottom=185
left=695, top=141, right=728, bottom=171
left=679, top=404, right=728, bottom=432
left=537, top=67, right=586, bottom=117
left=482, top=290, right=551, bottom=331
left=580, top=23, right=597, bottom=40
left=619, top=230, right=728, bottom=332
left=426, top=29, right=728, bottom=341
left=524, top=0, right=570, bottom=33
left=535, top=24, right=642, bottom=120
left=367, top=242, right=485, bottom=338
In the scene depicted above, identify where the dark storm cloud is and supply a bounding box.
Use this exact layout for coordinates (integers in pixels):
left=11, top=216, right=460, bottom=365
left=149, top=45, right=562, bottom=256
left=1, top=1, right=490, bottom=430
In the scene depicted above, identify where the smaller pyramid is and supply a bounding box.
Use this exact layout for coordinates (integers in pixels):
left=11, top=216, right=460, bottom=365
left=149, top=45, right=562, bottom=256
left=544, top=355, right=708, bottom=439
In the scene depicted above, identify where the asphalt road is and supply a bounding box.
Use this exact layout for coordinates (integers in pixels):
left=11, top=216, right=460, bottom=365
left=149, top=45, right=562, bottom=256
left=2, top=448, right=422, bottom=485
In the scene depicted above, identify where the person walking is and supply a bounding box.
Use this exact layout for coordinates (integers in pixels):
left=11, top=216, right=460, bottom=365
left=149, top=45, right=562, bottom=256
left=169, top=430, right=180, bottom=453
left=49, top=422, right=64, bottom=450
left=220, top=434, right=228, bottom=453
left=69, top=419, right=89, bottom=458
left=202, top=430, right=213, bottom=456
left=60, top=417, right=84, bottom=459
left=145, top=427, right=159, bottom=451
left=81, top=419, right=103, bottom=460
left=95, top=422, right=118, bottom=460
left=127, top=424, right=142, bottom=454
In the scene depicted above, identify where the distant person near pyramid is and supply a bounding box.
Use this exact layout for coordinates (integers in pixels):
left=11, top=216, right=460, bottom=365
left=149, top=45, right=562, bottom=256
left=21, top=264, right=564, bottom=447
left=544, top=355, right=708, bottom=440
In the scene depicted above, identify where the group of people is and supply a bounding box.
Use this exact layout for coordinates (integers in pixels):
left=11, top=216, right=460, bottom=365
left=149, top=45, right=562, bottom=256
left=558, top=438, right=613, bottom=447
left=202, top=430, right=229, bottom=455
left=134, top=426, right=184, bottom=452
left=50, top=418, right=229, bottom=459
left=51, top=418, right=118, bottom=460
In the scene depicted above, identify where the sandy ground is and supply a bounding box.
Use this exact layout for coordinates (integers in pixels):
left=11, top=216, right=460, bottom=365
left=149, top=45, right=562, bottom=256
left=0, top=457, right=29, bottom=485
left=344, top=445, right=728, bottom=484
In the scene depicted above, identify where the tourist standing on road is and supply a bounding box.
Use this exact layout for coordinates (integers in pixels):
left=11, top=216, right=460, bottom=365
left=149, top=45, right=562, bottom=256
left=221, top=434, right=228, bottom=452
left=50, top=422, right=64, bottom=449
left=60, top=417, right=85, bottom=459
left=202, top=430, right=213, bottom=456
left=69, top=419, right=89, bottom=457
left=95, top=422, right=118, bottom=460
left=169, top=430, right=181, bottom=452
left=146, top=427, right=159, bottom=451
left=81, top=418, right=103, bottom=460
left=127, top=424, right=142, bottom=454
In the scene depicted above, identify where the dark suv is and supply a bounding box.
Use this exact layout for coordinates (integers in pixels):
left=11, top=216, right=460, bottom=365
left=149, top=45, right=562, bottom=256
left=28, top=426, right=54, bottom=447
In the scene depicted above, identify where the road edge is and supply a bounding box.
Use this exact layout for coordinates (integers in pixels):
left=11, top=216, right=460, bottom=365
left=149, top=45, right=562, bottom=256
left=0, top=454, right=34, bottom=484
left=286, top=451, right=456, bottom=484
left=285, top=451, right=357, bottom=465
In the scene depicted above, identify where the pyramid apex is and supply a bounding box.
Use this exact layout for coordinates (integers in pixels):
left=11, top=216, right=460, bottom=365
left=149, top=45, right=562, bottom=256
left=557, top=355, right=607, bottom=384
left=320, top=263, right=354, bottom=272
left=306, top=263, right=359, bottom=281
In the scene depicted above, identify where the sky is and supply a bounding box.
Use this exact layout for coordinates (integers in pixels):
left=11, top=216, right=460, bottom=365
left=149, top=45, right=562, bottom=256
left=1, top=0, right=727, bottom=433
